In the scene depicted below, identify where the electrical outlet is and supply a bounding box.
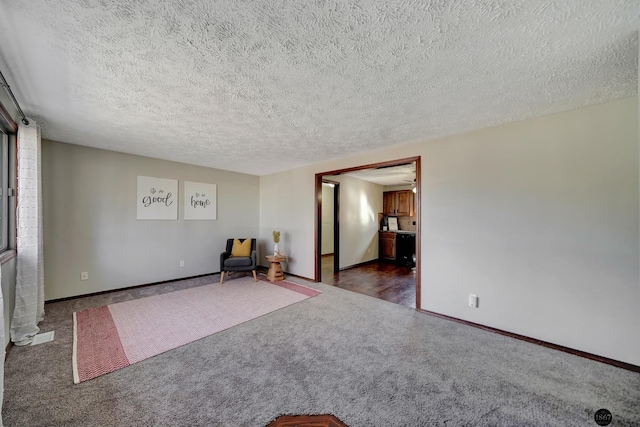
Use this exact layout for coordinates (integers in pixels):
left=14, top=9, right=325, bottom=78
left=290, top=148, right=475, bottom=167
left=179, top=260, right=184, bottom=267
left=468, top=294, right=478, bottom=308
left=80, top=272, right=89, bottom=281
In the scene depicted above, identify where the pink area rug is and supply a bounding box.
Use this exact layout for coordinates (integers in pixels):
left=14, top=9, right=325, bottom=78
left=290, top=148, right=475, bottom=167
left=72, top=277, right=321, bottom=383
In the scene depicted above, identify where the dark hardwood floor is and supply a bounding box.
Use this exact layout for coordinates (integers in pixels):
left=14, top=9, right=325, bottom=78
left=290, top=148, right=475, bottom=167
left=321, top=255, right=416, bottom=308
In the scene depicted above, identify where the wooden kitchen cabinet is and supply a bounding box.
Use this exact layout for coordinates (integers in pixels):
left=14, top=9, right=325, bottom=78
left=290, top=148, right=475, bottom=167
left=379, top=231, right=396, bottom=261
left=383, top=192, right=396, bottom=216
left=383, top=190, right=414, bottom=216
left=396, top=191, right=413, bottom=216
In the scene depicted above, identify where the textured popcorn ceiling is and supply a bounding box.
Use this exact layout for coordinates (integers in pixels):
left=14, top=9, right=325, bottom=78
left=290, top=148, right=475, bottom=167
left=0, top=1, right=638, bottom=176
left=345, top=163, right=416, bottom=186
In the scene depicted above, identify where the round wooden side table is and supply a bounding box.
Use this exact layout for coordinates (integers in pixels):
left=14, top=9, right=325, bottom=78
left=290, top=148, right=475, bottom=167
left=265, top=255, right=286, bottom=282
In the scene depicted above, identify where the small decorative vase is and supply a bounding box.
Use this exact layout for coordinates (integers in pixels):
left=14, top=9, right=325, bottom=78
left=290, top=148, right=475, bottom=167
left=273, top=243, right=279, bottom=256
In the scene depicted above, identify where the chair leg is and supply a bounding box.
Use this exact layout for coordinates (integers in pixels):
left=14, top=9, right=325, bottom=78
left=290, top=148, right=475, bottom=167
left=252, top=270, right=257, bottom=282
left=220, top=271, right=225, bottom=284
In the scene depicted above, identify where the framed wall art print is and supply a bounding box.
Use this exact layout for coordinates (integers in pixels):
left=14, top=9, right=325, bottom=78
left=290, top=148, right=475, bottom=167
left=184, top=181, right=217, bottom=220
left=136, top=176, right=178, bottom=220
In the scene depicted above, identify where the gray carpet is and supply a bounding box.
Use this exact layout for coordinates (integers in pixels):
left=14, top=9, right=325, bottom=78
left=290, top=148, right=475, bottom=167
left=3, top=273, right=639, bottom=426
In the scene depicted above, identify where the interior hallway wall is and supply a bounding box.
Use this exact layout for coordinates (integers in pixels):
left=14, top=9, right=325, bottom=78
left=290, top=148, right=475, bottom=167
left=259, top=97, right=640, bottom=366
left=321, top=183, right=334, bottom=256
left=43, top=140, right=259, bottom=300
left=323, top=174, right=382, bottom=268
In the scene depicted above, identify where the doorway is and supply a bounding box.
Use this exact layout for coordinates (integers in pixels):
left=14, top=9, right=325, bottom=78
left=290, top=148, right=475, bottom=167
left=314, top=156, right=421, bottom=310
left=320, top=179, right=339, bottom=275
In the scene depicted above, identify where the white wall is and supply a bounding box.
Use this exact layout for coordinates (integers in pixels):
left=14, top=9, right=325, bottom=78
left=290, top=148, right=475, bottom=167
left=1, top=258, right=16, bottom=347
left=320, top=183, right=334, bottom=255
left=43, top=140, right=260, bottom=300
left=260, top=97, right=640, bottom=366
left=423, top=98, right=638, bottom=366
left=325, top=174, right=382, bottom=268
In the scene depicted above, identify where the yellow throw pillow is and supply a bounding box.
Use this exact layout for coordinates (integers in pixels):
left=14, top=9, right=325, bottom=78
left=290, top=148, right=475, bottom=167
left=231, top=238, right=252, bottom=257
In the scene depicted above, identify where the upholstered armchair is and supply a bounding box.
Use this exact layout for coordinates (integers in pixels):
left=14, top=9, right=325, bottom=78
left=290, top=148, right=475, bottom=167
left=220, top=238, right=257, bottom=284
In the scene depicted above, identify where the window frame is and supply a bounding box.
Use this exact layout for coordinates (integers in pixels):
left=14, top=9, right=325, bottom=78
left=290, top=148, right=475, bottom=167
left=0, top=96, right=18, bottom=260
left=0, top=133, right=7, bottom=252
left=0, top=130, right=16, bottom=262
